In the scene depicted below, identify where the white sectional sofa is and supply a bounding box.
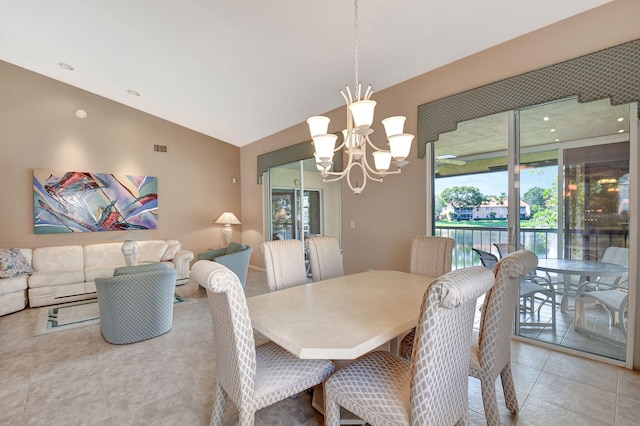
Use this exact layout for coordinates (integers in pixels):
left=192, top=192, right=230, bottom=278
left=0, top=240, right=193, bottom=313
left=0, top=248, right=32, bottom=316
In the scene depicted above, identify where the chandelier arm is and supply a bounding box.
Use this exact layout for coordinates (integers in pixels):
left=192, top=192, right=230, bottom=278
left=364, top=134, right=388, bottom=152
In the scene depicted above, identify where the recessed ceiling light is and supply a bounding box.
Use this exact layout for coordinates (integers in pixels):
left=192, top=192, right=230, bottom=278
left=127, top=89, right=141, bottom=97
left=59, top=62, right=75, bottom=71
left=554, top=138, right=560, bottom=142
left=550, top=128, right=556, bottom=132
left=617, top=117, right=624, bottom=122
left=543, top=117, right=549, bottom=121
left=75, top=109, right=87, bottom=119
left=618, top=129, right=624, bottom=133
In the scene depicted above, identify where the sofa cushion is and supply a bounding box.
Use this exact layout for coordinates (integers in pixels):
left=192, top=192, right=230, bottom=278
left=0, top=248, right=34, bottom=278
left=162, top=240, right=182, bottom=261
left=0, top=274, right=28, bottom=294
left=225, top=242, right=246, bottom=255
left=29, top=270, right=86, bottom=288
left=85, top=267, right=120, bottom=283
left=84, top=243, right=126, bottom=270
left=136, top=240, right=168, bottom=263
left=32, top=245, right=84, bottom=272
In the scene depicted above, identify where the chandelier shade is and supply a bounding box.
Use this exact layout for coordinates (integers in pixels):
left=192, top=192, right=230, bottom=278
left=307, top=0, right=414, bottom=194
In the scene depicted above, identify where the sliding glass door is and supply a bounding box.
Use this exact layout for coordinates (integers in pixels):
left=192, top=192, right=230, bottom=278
left=432, top=97, right=635, bottom=364
left=266, top=158, right=341, bottom=272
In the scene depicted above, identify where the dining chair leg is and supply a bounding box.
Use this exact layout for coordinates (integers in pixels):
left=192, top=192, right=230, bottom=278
left=210, top=383, right=227, bottom=426
left=500, top=363, right=519, bottom=414
left=324, top=395, right=342, bottom=426
left=481, top=379, right=501, bottom=426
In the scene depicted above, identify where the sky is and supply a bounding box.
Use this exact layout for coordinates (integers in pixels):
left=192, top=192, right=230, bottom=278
left=434, top=166, right=557, bottom=197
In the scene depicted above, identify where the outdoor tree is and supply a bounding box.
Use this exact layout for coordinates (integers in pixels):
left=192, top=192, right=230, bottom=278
left=524, top=187, right=546, bottom=214
left=440, top=186, right=485, bottom=209
left=529, top=182, right=558, bottom=228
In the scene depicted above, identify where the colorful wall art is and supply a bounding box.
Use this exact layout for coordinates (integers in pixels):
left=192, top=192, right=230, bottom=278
left=33, top=169, right=158, bottom=234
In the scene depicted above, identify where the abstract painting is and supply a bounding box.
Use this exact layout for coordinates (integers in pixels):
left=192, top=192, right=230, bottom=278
left=33, top=169, right=158, bottom=234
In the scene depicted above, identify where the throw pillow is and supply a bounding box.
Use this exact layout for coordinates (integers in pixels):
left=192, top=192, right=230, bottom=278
left=0, top=248, right=35, bottom=279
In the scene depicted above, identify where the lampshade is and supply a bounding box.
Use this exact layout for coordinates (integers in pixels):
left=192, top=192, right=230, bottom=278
left=307, top=116, right=330, bottom=137
left=349, top=100, right=376, bottom=129
left=313, top=134, right=338, bottom=160
left=389, top=134, right=414, bottom=161
left=381, top=116, right=406, bottom=138
left=372, top=150, right=392, bottom=172
left=215, top=212, right=241, bottom=225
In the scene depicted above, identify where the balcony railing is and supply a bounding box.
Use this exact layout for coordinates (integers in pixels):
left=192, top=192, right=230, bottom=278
left=435, top=225, right=628, bottom=270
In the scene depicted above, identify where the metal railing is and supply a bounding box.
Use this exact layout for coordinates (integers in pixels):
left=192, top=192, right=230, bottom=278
left=436, top=225, right=629, bottom=269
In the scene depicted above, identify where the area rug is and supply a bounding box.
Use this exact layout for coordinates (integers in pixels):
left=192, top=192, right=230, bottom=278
left=33, top=294, right=197, bottom=336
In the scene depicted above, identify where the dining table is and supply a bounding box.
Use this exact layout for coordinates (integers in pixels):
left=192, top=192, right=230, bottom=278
left=246, top=269, right=435, bottom=360
left=246, top=269, right=435, bottom=418
left=535, top=258, right=628, bottom=313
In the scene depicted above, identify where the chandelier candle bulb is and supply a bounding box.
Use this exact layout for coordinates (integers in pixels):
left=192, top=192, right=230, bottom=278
left=349, top=100, right=377, bottom=130
left=372, top=151, right=392, bottom=172
left=313, top=134, right=338, bottom=162
left=389, top=134, right=414, bottom=162
left=307, top=116, right=330, bottom=137
left=382, top=116, right=406, bottom=137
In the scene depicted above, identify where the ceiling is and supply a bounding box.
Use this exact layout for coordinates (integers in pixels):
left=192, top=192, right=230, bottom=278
left=434, top=97, right=631, bottom=177
left=0, top=0, right=613, bottom=147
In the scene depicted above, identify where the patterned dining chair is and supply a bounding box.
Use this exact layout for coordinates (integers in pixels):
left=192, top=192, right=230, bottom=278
left=260, top=240, right=308, bottom=292
left=305, top=236, right=344, bottom=282
left=470, top=250, right=538, bottom=426
left=399, top=235, right=455, bottom=358
left=324, top=266, right=495, bottom=426
left=190, top=260, right=335, bottom=426
left=410, top=235, right=455, bottom=276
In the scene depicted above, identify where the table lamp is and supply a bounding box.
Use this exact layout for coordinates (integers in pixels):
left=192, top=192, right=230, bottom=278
left=215, top=212, right=241, bottom=245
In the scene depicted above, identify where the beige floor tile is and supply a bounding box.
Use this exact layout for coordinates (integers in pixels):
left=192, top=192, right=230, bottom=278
left=615, top=394, right=640, bottom=426
left=543, top=351, right=619, bottom=392
left=22, top=389, right=109, bottom=426
left=515, top=395, right=609, bottom=425
left=531, top=371, right=616, bottom=424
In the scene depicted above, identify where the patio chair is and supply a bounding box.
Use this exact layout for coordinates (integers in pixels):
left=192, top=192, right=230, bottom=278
left=474, top=248, right=556, bottom=330
left=191, top=260, right=335, bottom=426
left=324, top=266, right=495, bottom=426
left=575, top=246, right=629, bottom=345
left=260, top=240, right=308, bottom=292
left=305, top=236, right=344, bottom=281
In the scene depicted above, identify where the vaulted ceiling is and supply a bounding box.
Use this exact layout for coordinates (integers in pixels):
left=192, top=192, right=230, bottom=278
left=0, top=0, right=613, bottom=146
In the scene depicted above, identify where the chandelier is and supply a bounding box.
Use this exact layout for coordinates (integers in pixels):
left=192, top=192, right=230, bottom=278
left=307, top=0, right=414, bottom=194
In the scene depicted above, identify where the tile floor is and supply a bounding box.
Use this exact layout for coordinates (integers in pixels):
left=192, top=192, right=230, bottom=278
left=1, top=269, right=639, bottom=425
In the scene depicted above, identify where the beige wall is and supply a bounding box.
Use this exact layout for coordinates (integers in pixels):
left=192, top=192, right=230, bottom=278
left=0, top=61, right=240, bottom=258
left=240, top=0, right=640, bottom=273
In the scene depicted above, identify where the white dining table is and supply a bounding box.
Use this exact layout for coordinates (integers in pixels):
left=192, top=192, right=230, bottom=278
left=536, top=258, right=628, bottom=313
left=246, top=269, right=435, bottom=360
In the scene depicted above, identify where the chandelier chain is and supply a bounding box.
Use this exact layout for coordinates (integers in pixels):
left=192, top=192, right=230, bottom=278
left=353, top=0, right=359, bottom=91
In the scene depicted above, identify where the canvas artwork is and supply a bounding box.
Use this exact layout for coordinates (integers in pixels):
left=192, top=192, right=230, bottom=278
left=33, top=169, right=158, bottom=234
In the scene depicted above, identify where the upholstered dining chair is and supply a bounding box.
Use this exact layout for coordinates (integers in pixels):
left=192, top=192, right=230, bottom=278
left=324, top=266, right=495, bottom=426
left=469, top=250, right=537, bottom=426
left=95, top=264, right=177, bottom=344
left=410, top=235, right=455, bottom=276
left=305, top=236, right=344, bottom=282
left=190, top=260, right=335, bottom=426
left=399, top=235, right=455, bottom=357
left=260, top=240, right=308, bottom=292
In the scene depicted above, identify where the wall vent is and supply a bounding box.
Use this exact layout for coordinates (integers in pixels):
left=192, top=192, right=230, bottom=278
left=154, top=144, right=168, bottom=153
